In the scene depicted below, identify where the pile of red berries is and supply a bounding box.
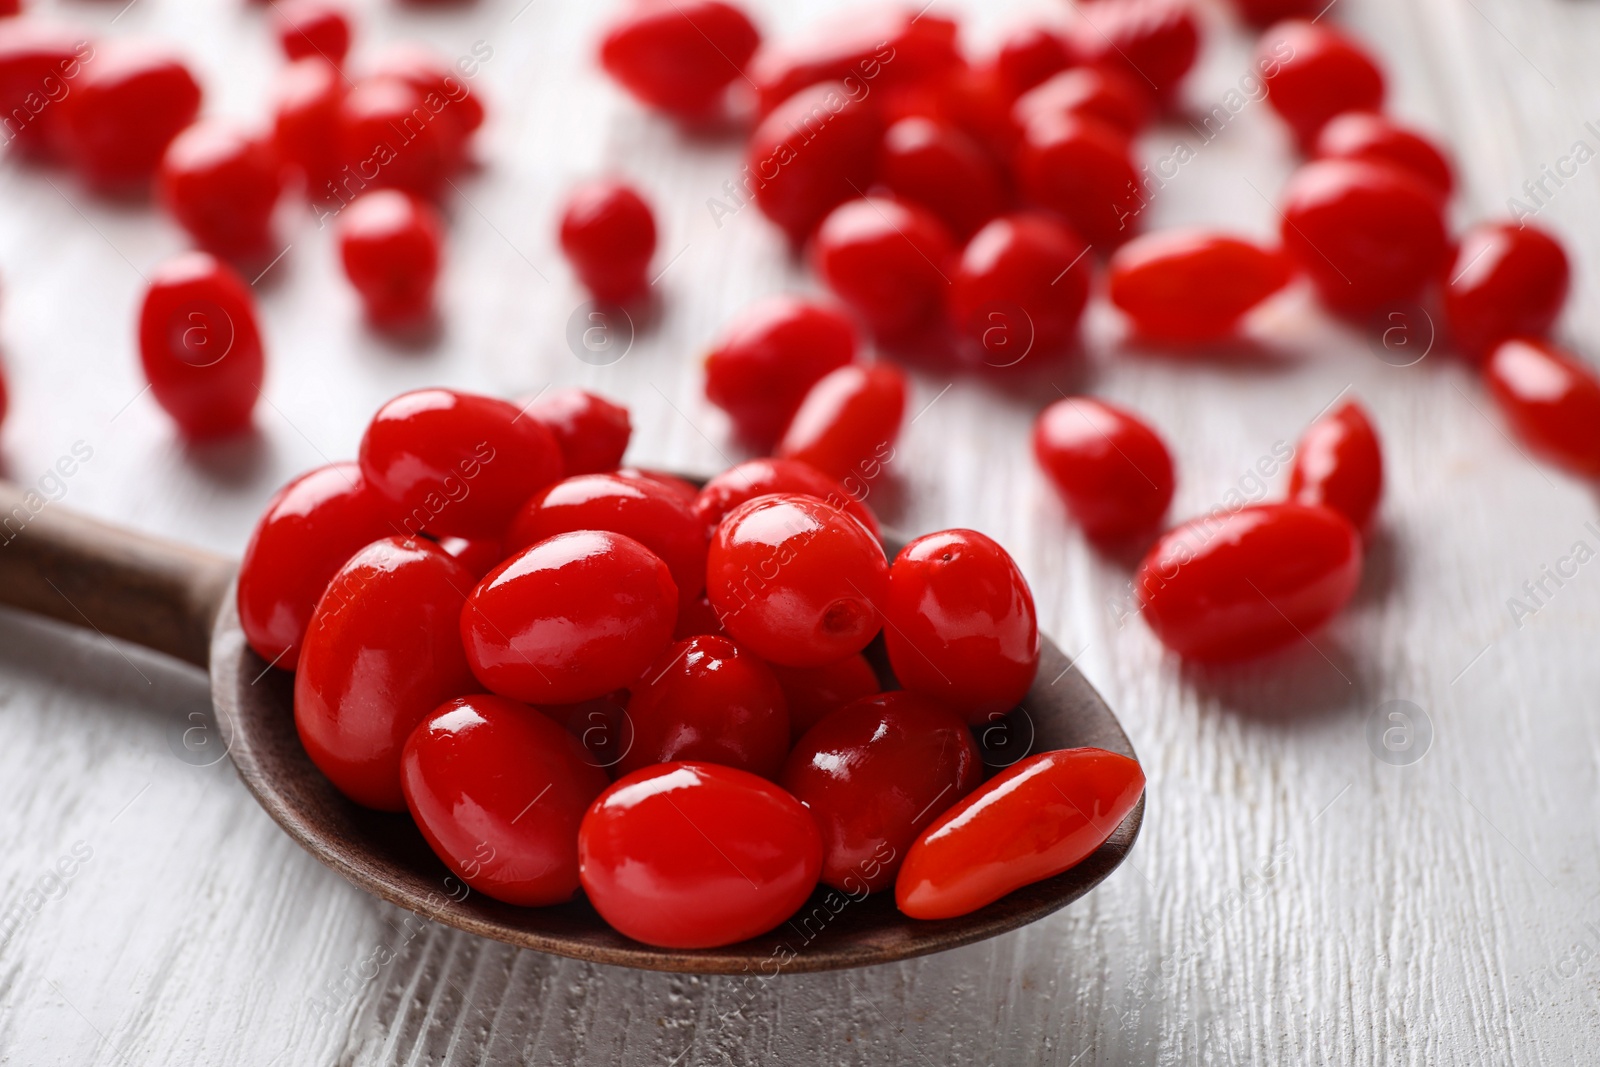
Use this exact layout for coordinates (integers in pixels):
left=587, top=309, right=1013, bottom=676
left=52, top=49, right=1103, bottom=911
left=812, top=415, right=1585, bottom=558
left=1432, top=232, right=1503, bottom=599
left=0, top=10, right=483, bottom=439
left=237, top=386, right=1145, bottom=948
left=592, top=0, right=1600, bottom=664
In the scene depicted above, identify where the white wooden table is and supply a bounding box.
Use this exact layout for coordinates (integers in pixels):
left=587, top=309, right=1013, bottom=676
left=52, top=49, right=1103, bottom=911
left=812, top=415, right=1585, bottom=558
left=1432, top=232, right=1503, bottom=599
left=2, top=0, right=1597, bottom=1062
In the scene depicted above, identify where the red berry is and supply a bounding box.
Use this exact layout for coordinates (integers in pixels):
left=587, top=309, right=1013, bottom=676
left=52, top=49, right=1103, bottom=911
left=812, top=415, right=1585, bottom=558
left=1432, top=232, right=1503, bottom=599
left=578, top=762, right=822, bottom=949
left=368, top=44, right=484, bottom=140
left=1258, top=20, right=1384, bottom=147
left=1016, top=111, right=1141, bottom=248
left=1444, top=222, right=1570, bottom=359
left=518, top=387, right=632, bottom=475
left=896, top=747, right=1145, bottom=919
left=1485, top=338, right=1600, bottom=477
left=1070, top=0, right=1200, bottom=101
left=338, top=75, right=461, bottom=199
left=272, top=57, right=344, bottom=188
left=990, top=23, right=1078, bottom=99
left=770, top=653, right=881, bottom=740
left=1012, top=66, right=1153, bottom=138
left=618, top=635, right=790, bottom=779
left=1289, top=400, right=1383, bottom=532
left=1107, top=229, right=1292, bottom=341
left=694, top=457, right=881, bottom=542
left=782, top=690, right=980, bottom=893
left=1279, top=160, right=1448, bottom=315
left=294, top=536, right=477, bottom=810
left=598, top=0, right=760, bottom=119
left=358, top=387, right=564, bottom=539
left=884, top=529, right=1040, bottom=723
left=508, top=472, right=710, bottom=595
left=1034, top=397, right=1175, bottom=541
left=878, top=116, right=1008, bottom=240
left=706, top=493, right=889, bottom=667
left=1135, top=502, right=1362, bottom=660
left=463, top=530, right=679, bottom=704
left=704, top=296, right=858, bottom=445
left=432, top=533, right=505, bottom=579
left=0, top=23, right=92, bottom=161
left=745, top=80, right=881, bottom=246
left=61, top=42, right=201, bottom=189
left=137, top=252, right=265, bottom=439
left=336, top=190, right=444, bottom=324
left=157, top=121, right=283, bottom=259
left=776, top=363, right=907, bottom=485
left=950, top=213, right=1093, bottom=357
left=749, top=8, right=960, bottom=117
left=1231, top=0, right=1318, bottom=24
left=1313, top=111, right=1454, bottom=198
left=401, top=694, right=609, bottom=906
left=814, top=197, right=956, bottom=340
left=238, top=462, right=393, bottom=668
left=558, top=179, right=657, bottom=303
left=275, top=0, right=351, bottom=65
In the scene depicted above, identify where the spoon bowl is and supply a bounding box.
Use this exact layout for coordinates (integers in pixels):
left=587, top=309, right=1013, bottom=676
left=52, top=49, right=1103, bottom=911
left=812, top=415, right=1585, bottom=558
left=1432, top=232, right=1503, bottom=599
left=1, top=480, right=1142, bottom=974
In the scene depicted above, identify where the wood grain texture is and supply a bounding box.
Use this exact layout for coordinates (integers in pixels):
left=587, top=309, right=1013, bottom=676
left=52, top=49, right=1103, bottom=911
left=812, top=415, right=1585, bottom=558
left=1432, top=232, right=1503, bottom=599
left=1, top=0, right=1598, bottom=1064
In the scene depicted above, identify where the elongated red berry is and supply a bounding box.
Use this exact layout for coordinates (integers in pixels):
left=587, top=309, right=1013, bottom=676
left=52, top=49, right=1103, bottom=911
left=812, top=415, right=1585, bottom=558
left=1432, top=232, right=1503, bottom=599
left=745, top=80, right=880, bottom=245
left=519, top=388, right=631, bottom=475
left=1016, top=111, right=1141, bottom=247
left=295, top=537, right=477, bottom=811
left=558, top=179, right=656, bottom=304
left=463, top=530, right=679, bottom=704
left=1258, top=20, right=1384, bottom=147
left=337, top=190, right=443, bottom=324
left=137, top=252, right=265, bottom=438
left=1444, top=222, right=1570, bottom=359
left=1135, top=503, right=1361, bottom=660
left=358, top=387, right=564, bottom=539
left=878, top=116, right=1008, bottom=240
left=1279, top=160, right=1447, bottom=315
left=238, top=463, right=393, bottom=667
left=1288, top=400, right=1383, bottom=532
left=776, top=364, right=907, bottom=485
left=599, top=0, right=760, bottom=119
left=61, top=42, right=202, bottom=189
left=884, top=529, right=1040, bottom=723
left=814, top=197, right=956, bottom=340
left=706, top=494, right=888, bottom=668
left=402, top=693, right=609, bottom=906
left=896, top=747, right=1145, bottom=919
left=1108, top=229, right=1291, bottom=342
left=1484, top=338, right=1600, bottom=477
left=1033, top=397, right=1174, bottom=541
left=157, top=121, right=283, bottom=260
left=950, top=213, right=1092, bottom=357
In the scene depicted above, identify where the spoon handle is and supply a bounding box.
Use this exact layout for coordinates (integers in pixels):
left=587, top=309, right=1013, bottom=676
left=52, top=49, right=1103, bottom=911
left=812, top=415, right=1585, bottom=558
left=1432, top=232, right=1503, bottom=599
left=0, top=480, right=235, bottom=670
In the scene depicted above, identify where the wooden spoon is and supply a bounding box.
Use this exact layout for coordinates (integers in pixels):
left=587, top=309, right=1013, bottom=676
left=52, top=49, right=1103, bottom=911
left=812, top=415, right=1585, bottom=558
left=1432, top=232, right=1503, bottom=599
left=0, top=479, right=1143, bottom=974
